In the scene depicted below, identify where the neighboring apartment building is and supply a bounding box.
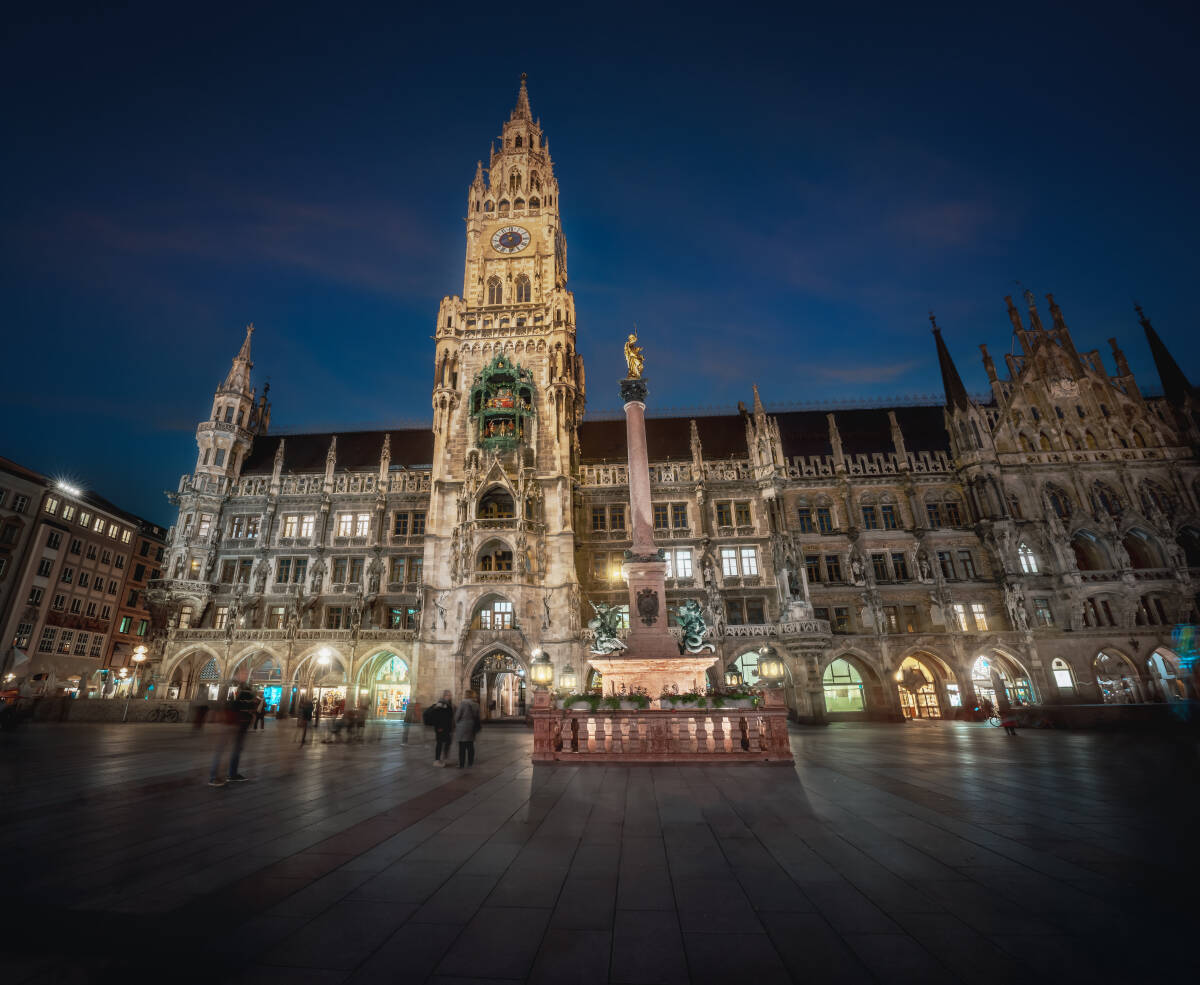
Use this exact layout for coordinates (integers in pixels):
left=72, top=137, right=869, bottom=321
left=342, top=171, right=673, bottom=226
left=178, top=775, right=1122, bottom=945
left=0, top=458, right=49, bottom=643
left=104, top=522, right=168, bottom=693
left=0, top=463, right=165, bottom=697
left=148, top=79, right=1199, bottom=723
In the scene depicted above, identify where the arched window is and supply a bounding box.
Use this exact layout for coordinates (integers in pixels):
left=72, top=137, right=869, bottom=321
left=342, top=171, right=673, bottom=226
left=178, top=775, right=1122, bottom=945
left=498, top=199, right=510, bottom=214
left=1095, top=483, right=1121, bottom=517
left=514, top=135, right=522, bottom=148
left=1019, top=434, right=1034, bottom=452
left=1085, top=431, right=1098, bottom=449
left=514, top=198, right=525, bottom=211
left=822, top=659, right=865, bottom=713
left=476, top=539, right=513, bottom=572
left=487, top=277, right=502, bottom=305
left=478, top=487, right=516, bottom=519
left=1038, top=433, right=1052, bottom=451
left=531, top=171, right=541, bottom=191
left=1050, top=658, right=1074, bottom=691
left=509, top=170, right=520, bottom=194
left=472, top=596, right=514, bottom=630
left=514, top=274, right=531, bottom=303
left=529, top=196, right=540, bottom=209
left=1046, top=485, right=1071, bottom=518
left=896, top=656, right=941, bottom=719
left=1132, top=429, right=1146, bottom=448
left=484, top=200, right=494, bottom=212
left=1018, top=543, right=1038, bottom=574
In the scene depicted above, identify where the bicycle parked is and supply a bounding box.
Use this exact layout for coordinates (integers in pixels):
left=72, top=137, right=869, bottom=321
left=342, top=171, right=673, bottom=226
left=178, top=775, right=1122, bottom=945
left=147, top=706, right=181, bottom=723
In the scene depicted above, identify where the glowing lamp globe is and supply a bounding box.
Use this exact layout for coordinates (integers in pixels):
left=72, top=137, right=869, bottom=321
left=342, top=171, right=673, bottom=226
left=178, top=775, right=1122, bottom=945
left=756, top=645, right=786, bottom=688
left=529, top=649, right=554, bottom=689
left=559, top=663, right=578, bottom=691
left=724, top=662, right=743, bottom=689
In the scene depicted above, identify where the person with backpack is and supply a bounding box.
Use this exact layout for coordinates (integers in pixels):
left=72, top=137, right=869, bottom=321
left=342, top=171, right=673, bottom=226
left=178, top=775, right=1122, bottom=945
left=423, top=690, right=454, bottom=767
left=453, top=689, right=481, bottom=768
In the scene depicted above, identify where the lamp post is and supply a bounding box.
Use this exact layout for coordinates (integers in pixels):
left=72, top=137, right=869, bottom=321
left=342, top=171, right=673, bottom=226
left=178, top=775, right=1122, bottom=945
left=724, top=661, right=744, bottom=690
left=121, top=645, right=148, bottom=722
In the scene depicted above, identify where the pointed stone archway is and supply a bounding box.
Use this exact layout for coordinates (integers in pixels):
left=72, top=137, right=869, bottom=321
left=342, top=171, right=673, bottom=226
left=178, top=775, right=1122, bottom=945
left=467, top=645, right=528, bottom=720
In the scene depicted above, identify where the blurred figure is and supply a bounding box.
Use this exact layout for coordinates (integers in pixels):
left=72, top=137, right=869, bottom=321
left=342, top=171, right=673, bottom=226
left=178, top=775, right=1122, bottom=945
left=191, top=686, right=210, bottom=730
left=454, top=689, right=481, bottom=768
left=252, top=691, right=267, bottom=731
left=298, top=694, right=314, bottom=745
left=424, top=690, right=454, bottom=767
left=209, top=675, right=256, bottom=786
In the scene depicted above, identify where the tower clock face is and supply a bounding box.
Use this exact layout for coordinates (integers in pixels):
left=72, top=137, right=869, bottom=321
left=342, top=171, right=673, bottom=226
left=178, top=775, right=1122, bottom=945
left=491, top=225, right=531, bottom=254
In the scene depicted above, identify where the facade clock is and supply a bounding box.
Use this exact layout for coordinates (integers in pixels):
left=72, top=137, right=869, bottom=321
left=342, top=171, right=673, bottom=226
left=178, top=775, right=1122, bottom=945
left=491, top=225, right=531, bottom=254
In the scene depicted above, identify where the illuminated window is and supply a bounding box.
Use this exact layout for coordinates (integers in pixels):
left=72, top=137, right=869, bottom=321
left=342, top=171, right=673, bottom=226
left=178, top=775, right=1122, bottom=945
left=300, top=515, right=315, bottom=538
left=355, top=513, right=370, bottom=537
left=44, top=496, right=60, bottom=515
left=971, top=603, right=989, bottom=631
left=720, top=548, right=738, bottom=577
left=823, top=659, right=865, bottom=713
left=337, top=514, right=354, bottom=537
left=739, top=547, right=758, bottom=575
left=1051, top=658, right=1073, bottom=690
left=1018, top=544, right=1038, bottom=573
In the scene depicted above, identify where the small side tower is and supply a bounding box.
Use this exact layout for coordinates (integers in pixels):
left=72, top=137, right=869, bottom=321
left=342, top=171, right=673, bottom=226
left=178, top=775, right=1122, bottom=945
left=194, top=323, right=270, bottom=488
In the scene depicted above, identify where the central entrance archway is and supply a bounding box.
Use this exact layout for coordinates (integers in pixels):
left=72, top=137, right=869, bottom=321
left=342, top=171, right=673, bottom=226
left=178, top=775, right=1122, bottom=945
left=469, top=649, right=527, bottom=720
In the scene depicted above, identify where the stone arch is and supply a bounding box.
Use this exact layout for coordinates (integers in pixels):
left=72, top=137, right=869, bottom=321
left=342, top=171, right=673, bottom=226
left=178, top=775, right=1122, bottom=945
left=469, top=591, right=515, bottom=630
left=477, top=485, right=516, bottom=519
left=821, top=647, right=887, bottom=720
left=970, top=648, right=1037, bottom=709
left=1094, top=648, right=1146, bottom=703
left=1121, top=527, right=1163, bottom=569
left=160, top=644, right=223, bottom=692
left=476, top=537, right=513, bottom=573
left=1071, top=530, right=1110, bottom=571
left=467, top=643, right=528, bottom=718
left=358, top=650, right=413, bottom=718
left=894, top=647, right=959, bottom=720
left=1147, top=646, right=1187, bottom=701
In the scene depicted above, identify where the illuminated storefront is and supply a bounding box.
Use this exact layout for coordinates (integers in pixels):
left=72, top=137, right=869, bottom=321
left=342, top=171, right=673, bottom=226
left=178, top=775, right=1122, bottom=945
left=371, top=654, right=411, bottom=719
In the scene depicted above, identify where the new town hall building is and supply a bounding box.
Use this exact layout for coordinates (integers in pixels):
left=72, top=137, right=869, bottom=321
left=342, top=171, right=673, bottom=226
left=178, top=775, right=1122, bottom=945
left=148, top=79, right=1200, bottom=722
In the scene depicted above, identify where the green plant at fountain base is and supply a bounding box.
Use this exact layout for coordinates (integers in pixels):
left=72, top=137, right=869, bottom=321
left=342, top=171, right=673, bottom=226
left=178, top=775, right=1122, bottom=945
left=562, top=693, right=600, bottom=710
left=600, top=694, right=651, bottom=710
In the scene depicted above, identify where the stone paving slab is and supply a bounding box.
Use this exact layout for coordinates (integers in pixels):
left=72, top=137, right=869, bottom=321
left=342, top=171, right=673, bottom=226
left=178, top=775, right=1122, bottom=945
left=2, top=718, right=1198, bottom=984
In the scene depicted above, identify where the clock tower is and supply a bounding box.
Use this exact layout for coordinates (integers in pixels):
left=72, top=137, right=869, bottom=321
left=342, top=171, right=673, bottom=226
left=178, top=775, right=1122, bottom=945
left=420, top=75, right=586, bottom=702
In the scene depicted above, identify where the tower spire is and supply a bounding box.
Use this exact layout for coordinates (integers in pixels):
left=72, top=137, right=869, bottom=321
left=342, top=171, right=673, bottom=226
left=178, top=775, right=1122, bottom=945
left=1137, top=304, right=1194, bottom=405
left=930, top=312, right=971, bottom=411
left=511, top=72, right=532, bottom=121
left=223, top=322, right=254, bottom=393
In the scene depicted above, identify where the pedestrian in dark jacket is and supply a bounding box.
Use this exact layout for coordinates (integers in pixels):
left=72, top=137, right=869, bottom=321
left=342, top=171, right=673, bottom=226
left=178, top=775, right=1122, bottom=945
left=253, top=693, right=267, bottom=730
left=209, top=678, right=256, bottom=786
left=423, top=691, right=454, bottom=767
left=454, top=690, right=481, bottom=768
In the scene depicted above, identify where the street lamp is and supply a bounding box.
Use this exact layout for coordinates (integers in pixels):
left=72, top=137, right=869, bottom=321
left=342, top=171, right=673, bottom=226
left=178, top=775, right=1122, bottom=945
left=529, top=648, right=554, bottom=689
left=559, top=662, right=577, bottom=692
left=724, top=661, right=744, bottom=690
left=132, top=644, right=148, bottom=695
left=755, top=645, right=786, bottom=689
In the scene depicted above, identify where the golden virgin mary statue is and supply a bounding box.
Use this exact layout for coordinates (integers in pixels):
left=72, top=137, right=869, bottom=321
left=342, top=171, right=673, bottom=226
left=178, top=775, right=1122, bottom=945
left=624, top=328, right=644, bottom=379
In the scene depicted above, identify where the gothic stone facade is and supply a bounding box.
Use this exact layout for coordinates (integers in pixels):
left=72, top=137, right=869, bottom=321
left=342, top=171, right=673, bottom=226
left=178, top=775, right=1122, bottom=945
left=149, top=81, right=1200, bottom=721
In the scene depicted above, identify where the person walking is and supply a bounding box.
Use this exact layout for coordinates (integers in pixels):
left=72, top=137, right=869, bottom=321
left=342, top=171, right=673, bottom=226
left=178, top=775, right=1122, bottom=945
left=253, top=692, right=267, bottom=731
left=424, top=690, right=454, bottom=767
left=454, top=689, right=481, bottom=768
left=209, top=676, right=256, bottom=786
left=299, top=695, right=314, bottom=745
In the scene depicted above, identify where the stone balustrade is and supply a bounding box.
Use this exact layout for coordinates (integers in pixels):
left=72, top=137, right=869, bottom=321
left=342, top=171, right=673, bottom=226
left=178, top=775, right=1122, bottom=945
left=532, top=691, right=792, bottom=763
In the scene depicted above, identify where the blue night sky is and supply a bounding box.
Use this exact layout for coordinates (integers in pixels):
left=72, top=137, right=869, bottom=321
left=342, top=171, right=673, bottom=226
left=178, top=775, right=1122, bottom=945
left=3, top=2, right=1197, bottom=525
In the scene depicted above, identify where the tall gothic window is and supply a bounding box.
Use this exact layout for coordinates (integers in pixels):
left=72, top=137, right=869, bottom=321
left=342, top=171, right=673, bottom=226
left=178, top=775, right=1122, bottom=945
left=515, top=274, right=531, bottom=303
left=509, top=170, right=520, bottom=194
left=487, top=277, right=502, bottom=305
left=1018, top=543, right=1038, bottom=574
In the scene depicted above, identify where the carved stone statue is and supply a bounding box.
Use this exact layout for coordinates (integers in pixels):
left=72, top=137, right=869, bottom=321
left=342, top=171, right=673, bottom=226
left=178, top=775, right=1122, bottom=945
left=542, top=590, right=552, bottom=629
left=916, top=548, right=932, bottom=583
left=349, top=596, right=363, bottom=632
left=436, top=590, right=449, bottom=630
left=309, top=556, right=326, bottom=594
left=367, top=556, right=383, bottom=594
left=850, top=554, right=866, bottom=586
left=588, top=601, right=628, bottom=654
left=567, top=584, right=580, bottom=631
left=252, top=558, right=269, bottom=593
left=623, top=328, right=644, bottom=379
left=676, top=599, right=716, bottom=653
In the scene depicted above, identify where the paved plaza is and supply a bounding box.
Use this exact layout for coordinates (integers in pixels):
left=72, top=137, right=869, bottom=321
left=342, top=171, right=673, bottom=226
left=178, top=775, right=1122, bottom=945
left=3, top=718, right=1198, bottom=984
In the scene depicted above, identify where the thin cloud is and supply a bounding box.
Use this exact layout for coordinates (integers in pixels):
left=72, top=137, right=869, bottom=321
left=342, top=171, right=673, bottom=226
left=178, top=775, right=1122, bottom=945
left=816, top=359, right=921, bottom=384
